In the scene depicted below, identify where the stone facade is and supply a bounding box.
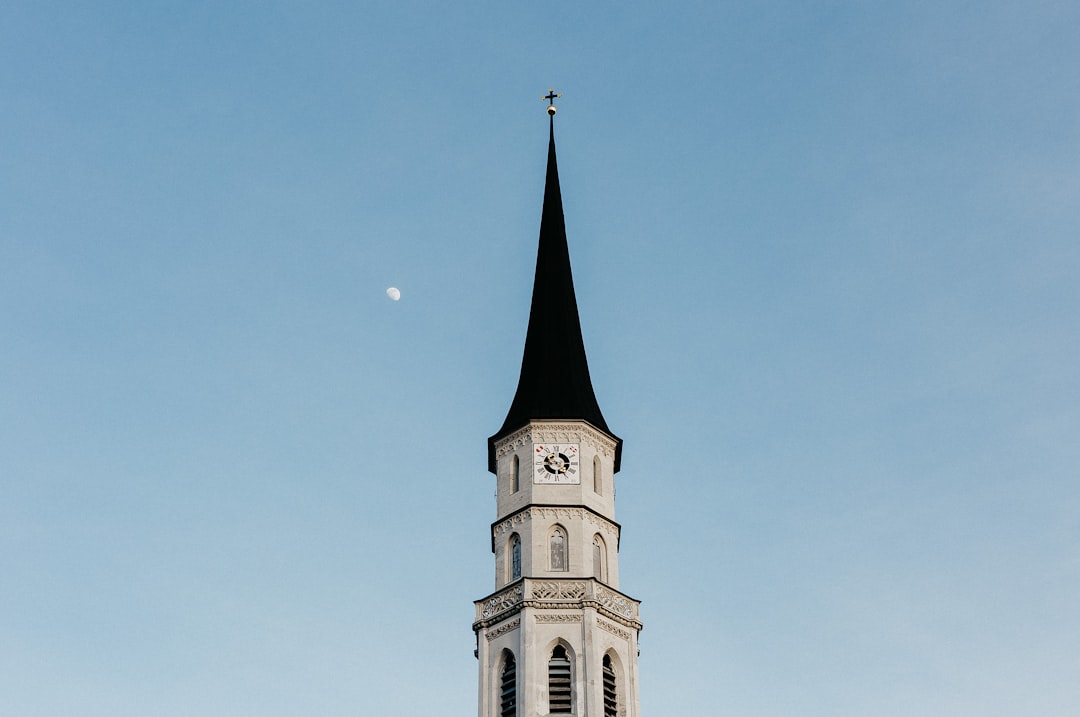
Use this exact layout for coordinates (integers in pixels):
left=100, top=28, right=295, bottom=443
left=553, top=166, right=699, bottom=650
left=474, top=421, right=642, bottom=717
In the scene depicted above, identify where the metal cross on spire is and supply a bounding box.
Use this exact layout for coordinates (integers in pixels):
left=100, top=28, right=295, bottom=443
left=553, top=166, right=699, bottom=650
left=543, top=88, right=562, bottom=116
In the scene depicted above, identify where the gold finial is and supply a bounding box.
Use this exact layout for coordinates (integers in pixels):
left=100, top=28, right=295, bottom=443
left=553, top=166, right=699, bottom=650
left=543, top=88, right=562, bottom=116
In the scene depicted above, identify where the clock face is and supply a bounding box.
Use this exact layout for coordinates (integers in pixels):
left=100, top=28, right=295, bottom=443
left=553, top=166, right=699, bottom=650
left=533, top=443, right=580, bottom=484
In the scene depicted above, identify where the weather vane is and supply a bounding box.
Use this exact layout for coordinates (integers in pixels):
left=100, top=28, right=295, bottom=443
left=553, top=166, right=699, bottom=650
left=543, top=88, right=562, bottom=116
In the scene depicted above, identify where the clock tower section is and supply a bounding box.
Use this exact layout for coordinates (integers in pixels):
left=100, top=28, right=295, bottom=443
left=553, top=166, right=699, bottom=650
left=474, top=101, right=643, bottom=717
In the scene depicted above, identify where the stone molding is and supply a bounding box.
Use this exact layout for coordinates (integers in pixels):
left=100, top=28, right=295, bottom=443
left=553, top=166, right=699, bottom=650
left=479, top=584, right=523, bottom=619
left=492, top=506, right=619, bottom=542
left=532, top=580, right=588, bottom=600
left=535, top=614, right=582, bottom=624
left=485, top=618, right=521, bottom=641
left=597, top=618, right=631, bottom=640
left=494, top=422, right=617, bottom=463
left=595, top=585, right=637, bottom=620
left=473, top=578, right=641, bottom=632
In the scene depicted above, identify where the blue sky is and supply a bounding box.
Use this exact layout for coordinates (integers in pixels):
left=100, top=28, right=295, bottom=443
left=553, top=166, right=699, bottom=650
left=2, top=2, right=1078, bottom=715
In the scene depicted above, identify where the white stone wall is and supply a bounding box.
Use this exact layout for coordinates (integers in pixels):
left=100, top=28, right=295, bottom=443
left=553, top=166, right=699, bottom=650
left=491, top=421, right=621, bottom=590
left=476, top=604, right=641, bottom=717
left=478, top=420, right=640, bottom=717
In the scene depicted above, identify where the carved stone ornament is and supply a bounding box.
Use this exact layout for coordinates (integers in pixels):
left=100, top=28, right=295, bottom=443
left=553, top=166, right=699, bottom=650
left=476, top=578, right=641, bottom=629
left=596, top=618, right=631, bottom=640
left=492, top=506, right=619, bottom=541
left=494, top=422, right=617, bottom=463
left=532, top=580, right=588, bottom=600
left=535, top=614, right=583, bottom=624
left=595, top=585, right=636, bottom=619
left=480, top=584, right=523, bottom=619
left=485, top=618, right=521, bottom=641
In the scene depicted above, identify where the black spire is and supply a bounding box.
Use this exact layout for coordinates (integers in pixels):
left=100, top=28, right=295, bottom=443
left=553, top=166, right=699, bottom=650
left=488, top=117, right=621, bottom=473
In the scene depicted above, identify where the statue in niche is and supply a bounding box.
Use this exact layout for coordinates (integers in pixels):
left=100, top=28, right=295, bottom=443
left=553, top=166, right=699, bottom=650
left=550, top=528, right=567, bottom=571
left=511, top=535, right=521, bottom=580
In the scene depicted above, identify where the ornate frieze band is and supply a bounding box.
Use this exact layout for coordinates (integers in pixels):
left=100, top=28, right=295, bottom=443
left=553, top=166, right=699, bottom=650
left=597, top=618, right=631, bottom=640
left=485, top=618, right=521, bottom=641
left=479, top=584, right=523, bottom=620
left=475, top=578, right=641, bottom=629
left=595, top=585, right=636, bottom=619
left=536, top=614, right=582, bottom=624
left=494, top=422, right=617, bottom=462
left=492, top=506, right=619, bottom=542
left=532, top=580, right=588, bottom=600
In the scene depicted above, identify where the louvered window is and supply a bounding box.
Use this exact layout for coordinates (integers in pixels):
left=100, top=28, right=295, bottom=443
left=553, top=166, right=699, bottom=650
left=500, top=653, right=516, bottom=717
left=548, top=645, right=572, bottom=713
left=603, top=654, right=618, bottom=717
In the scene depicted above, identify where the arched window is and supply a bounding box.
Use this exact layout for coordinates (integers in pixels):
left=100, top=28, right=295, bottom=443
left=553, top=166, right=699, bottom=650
left=509, top=534, right=521, bottom=581
left=500, top=651, right=517, bottom=717
left=593, top=456, right=602, bottom=495
left=602, top=654, right=618, bottom=717
left=550, top=526, right=568, bottom=572
left=548, top=645, right=572, bottom=713
left=511, top=455, right=520, bottom=493
left=592, top=534, right=606, bottom=581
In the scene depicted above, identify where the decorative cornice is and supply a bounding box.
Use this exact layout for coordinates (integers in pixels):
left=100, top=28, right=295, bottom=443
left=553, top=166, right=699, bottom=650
left=531, top=580, right=588, bottom=600
left=494, top=422, right=618, bottom=464
left=485, top=618, right=521, bottom=641
left=473, top=578, right=642, bottom=632
left=492, top=505, right=620, bottom=542
left=536, top=614, right=582, bottom=624
left=595, top=585, right=637, bottom=620
left=596, top=618, right=632, bottom=640
left=478, top=583, right=524, bottom=621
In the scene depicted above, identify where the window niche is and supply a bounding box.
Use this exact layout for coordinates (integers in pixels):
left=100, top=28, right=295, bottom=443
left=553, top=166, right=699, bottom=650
left=602, top=654, right=618, bottom=717
left=509, top=534, right=521, bottom=581
left=592, top=534, right=606, bottom=582
left=593, top=455, right=602, bottom=495
left=549, top=526, right=568, bottom=572
left=548, top=645, right=573, bottom=713
left=500, top=651, right=517, bottom=717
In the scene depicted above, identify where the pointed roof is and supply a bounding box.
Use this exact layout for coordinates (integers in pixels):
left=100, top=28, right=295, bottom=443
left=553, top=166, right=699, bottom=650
left=488, top=118, right=621, bottom=473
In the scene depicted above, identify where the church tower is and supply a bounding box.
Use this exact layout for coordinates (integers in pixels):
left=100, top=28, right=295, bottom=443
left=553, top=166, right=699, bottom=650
left=474, top=95, right=643, bottom=717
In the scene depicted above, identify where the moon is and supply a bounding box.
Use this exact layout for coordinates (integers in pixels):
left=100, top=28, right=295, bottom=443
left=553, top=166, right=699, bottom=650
left=386, top=287, right=401, bottom=301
